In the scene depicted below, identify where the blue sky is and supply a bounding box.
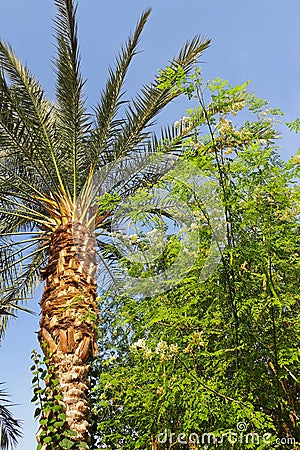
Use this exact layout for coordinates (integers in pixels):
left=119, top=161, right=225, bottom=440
left=0, top=1, right=299, bottom=448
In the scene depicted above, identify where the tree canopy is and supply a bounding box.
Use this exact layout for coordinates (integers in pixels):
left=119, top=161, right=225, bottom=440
left=90, top=75, right=300, bottom=449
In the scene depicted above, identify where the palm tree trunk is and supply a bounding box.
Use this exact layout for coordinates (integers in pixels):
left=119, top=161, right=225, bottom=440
left=38, top=220, right=98, bottom=445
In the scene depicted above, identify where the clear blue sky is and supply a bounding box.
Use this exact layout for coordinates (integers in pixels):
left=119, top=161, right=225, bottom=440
left=0, top=1, right=299, bottom=448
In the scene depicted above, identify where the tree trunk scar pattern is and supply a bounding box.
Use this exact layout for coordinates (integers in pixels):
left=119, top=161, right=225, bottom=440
left=39, top=221, right=98, bottom=444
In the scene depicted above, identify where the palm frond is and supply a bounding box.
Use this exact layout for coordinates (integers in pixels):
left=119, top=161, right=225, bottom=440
left=53, top=0, right=89, bottom=201
left=90, top=8, right=152, bottom=167
left=0, top=294, right=33, bottom=343
left=0, top=41, right=63, bottom=197
left=0, top=163, right=47, bottom=202
left=0, top=384, right=22, bottom=450
left=96, top=242, right=120, bottom=292
left=3, top=247, right=45, bottom=306
left=0, top=160, right=57, bottom=234
left=0, top=208, right=51, bottom=230
left=110, top=35, right=211, bottom=160
left=89, top=121, right=189, bottom=206
left=0, top=231, right=45, bottom=340
left=0, top=259, right=43, bottom=341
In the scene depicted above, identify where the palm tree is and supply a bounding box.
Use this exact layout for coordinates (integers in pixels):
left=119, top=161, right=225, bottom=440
left=0, top=0, right=210, bottom=446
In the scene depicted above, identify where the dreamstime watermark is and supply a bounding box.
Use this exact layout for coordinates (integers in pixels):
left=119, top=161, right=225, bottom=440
left=72, top=153, right=226, bottom=296
left=157, top=422, right=296, bottom=447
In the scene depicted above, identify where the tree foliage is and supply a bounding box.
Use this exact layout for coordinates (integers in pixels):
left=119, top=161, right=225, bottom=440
left=91, top=74, right=300, bottom=449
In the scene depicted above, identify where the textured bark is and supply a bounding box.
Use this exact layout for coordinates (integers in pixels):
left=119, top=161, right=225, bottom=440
left=39, top=220, right=98, bottom=445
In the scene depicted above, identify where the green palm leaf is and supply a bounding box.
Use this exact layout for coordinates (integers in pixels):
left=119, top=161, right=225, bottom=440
left=90, top=8, right=152, bottom=166
left=0, top=42, right=60, bottom=195
left=0, top=384, right=22, bottom=450
left=54, top=0, right=89, bottom=201
left=109, top=36, right=210, bottom=160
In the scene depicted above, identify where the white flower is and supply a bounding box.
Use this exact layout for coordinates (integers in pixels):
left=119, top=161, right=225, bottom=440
left=129, top=233, right=139, bottom=243
left=293, top=155, right=300, bottom=165
left=148, top=228, right=159, bottom=235
left=156, top=241, right=165, bottom=250
left=148, top=228, right=165, bottom=245
left=181, top=116, right=192, bottom=132
left=155, top=341, right=169, bottom=354
left=131, top=338, right=147, bottom=350
left=174, top=120, right=181, bottom=129
left=113, top=230, right=125, bottom=239
left=169, top=344, right=178, bottom=355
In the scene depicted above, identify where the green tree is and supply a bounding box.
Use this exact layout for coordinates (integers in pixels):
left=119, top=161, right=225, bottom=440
left=91, top=77, right=300, bottom=449
left=0, top=0, right=210, bottom=447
